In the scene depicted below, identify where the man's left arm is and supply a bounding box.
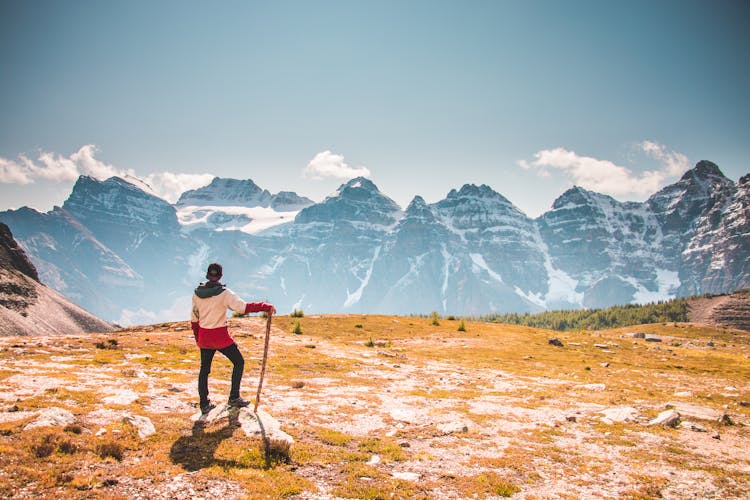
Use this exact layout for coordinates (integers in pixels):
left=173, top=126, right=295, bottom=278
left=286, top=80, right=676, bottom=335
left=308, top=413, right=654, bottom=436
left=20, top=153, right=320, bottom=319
left=190, top=296, right=200, bottom=340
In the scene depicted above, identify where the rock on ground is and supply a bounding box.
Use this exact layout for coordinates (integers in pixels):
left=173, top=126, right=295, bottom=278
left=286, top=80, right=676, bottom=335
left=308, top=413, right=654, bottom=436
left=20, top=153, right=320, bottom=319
left=192, top=405, right=294, bottom=447
left=600, top=406, right=639, bottom=424
left=23, top=407, right=76, bottom=430
left=122, top=414, right=156, bottom=440
left=649, top=409, right=681, bottom=427
left=665, top=402, right=722, bottom=421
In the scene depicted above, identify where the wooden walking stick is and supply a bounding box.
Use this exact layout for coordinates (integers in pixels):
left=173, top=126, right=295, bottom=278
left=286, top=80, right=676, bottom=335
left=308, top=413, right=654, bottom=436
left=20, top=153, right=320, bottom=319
left=254, top=312, right=273, bottom=413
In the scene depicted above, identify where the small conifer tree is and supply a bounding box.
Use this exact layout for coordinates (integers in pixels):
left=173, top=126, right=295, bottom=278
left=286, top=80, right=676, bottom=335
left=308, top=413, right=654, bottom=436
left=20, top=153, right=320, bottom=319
left=457, top=319, right=467, bottom=332
left=430, top=311, right=440, bottom=326
left=293, top=321, right=303, bottom=335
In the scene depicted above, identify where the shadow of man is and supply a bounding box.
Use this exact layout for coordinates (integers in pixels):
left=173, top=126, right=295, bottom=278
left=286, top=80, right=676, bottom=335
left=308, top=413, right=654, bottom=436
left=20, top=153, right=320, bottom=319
left=169, top=410, right=241, bottom=472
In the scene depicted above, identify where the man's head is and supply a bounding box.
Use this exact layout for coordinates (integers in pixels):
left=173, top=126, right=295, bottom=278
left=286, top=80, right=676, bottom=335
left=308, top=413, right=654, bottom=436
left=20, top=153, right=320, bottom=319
left=206, top=262, right=223, bottom=282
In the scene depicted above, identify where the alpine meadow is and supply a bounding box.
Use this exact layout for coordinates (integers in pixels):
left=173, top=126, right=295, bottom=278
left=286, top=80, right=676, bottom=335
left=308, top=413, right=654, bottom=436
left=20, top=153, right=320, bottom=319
left=2, top=1, right=750, bottom=499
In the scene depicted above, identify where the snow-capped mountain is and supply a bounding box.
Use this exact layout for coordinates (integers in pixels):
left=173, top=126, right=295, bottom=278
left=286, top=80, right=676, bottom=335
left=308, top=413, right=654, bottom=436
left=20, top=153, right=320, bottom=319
left=175, top=177, right=313, bottom=234
left=176, top=177, right=313, bottom=210
left=538, top=187, right=672, bottom=309
left=680, top=171, right=749, bottom=295
left=246, top=177, right=405, bottom=313
left=1, top=161, right=747, bottom=324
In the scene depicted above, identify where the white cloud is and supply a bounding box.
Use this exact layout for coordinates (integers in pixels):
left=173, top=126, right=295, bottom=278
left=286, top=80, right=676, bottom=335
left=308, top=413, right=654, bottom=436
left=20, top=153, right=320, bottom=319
left=0, top=145, right=132, bottom=185
left=71, top=144, right=133, bottom=180
left=638, top=140, right=690, bottom=177
left=518, top=142, right=690, bottom=198
left=0, top=145, right=214, bottom=203
left=143, top=172, right=214, bottom=203
left=303, top=150, right=371, bottom=180
left=31, top=152, right=80, bottom=182
left=0, top=157, right=33, bottom=184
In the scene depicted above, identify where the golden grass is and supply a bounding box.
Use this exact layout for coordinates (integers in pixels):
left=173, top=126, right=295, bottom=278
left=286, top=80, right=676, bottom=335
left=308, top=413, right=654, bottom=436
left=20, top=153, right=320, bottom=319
left=0, top=315, right=748, bottom=498
left=331, top=462, right=427, bottom=500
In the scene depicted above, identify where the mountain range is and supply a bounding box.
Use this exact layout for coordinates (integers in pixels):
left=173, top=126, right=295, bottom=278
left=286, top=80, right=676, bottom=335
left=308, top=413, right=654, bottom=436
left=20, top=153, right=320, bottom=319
left=1, top=160, right=747, bottom=324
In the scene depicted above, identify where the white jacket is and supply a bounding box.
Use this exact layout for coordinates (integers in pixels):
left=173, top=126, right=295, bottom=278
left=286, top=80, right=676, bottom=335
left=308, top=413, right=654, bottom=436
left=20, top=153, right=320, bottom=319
left=191, top=288, right=246, bottom=330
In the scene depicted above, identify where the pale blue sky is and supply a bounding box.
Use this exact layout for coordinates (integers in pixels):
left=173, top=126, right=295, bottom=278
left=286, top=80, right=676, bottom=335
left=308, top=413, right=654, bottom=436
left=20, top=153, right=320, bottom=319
left=1, top=0, right=748, bottom=217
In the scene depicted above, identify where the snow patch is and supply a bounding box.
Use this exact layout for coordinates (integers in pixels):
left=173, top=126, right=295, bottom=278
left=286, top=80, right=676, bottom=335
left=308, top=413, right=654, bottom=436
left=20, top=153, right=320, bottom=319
left=344, top=246, right=381, bottom=308
left=291, top=294, right=306, bottom=312
left=514, top=286, right=546, bottom=308
left=440, top=245, right=451, bottom=312
left=469, top=253, right=504, bottom=283
left=627, top=269, right=680, bottom=304
left=177, top=205, right=298, bottom=234
left=259, top=256, right=286, bottom=275
left=544, top=262, right=583, bottom=307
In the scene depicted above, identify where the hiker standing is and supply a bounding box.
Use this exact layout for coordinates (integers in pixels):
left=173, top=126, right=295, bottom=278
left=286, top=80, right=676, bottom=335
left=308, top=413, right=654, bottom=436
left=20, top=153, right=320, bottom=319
left=190, top=262, right=275, bottom=414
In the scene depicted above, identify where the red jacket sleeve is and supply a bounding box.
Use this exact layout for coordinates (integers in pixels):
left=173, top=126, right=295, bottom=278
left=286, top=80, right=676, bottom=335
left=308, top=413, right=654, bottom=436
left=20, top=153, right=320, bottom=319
left=244, top=302, right=273, bottom=314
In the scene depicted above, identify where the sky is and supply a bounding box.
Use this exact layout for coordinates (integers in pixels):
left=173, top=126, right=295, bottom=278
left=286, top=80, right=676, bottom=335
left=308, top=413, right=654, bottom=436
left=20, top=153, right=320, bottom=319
left=1, top=0, right=749, bottom=218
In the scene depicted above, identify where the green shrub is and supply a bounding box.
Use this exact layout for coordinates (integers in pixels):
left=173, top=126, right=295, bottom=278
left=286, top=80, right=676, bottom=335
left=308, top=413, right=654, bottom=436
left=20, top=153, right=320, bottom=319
left=293, top=321, right=303, bottom=335
left=457, top=319, right=466, bottom=332
left=290, top=309, right=304, bottom=318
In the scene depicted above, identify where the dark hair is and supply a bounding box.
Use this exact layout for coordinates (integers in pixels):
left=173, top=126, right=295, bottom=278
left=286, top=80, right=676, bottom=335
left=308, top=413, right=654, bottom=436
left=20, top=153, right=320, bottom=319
left=206, top=262, right=223, bottom=281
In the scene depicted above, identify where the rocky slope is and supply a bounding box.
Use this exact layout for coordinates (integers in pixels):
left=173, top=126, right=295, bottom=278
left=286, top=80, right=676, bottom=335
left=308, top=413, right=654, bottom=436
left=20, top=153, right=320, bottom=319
left=0, top=161, right=747, bottom=324
left=688, top=290, right=750, bottom=332
left=0, top=223, right=113, bottom=336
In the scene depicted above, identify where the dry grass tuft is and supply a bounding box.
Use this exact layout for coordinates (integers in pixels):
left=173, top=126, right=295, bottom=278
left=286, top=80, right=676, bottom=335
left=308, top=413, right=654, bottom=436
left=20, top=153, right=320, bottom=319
left=96, top=441, right=124, bottom=461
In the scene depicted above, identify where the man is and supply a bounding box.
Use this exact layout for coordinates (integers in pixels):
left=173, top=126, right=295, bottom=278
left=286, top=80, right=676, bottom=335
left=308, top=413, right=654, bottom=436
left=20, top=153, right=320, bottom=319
left=190, top=262, right=275, bottom=414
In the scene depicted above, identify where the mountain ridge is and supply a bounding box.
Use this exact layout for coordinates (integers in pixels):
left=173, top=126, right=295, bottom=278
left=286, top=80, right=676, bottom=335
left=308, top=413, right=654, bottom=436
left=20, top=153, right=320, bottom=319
left=1, top=162, right=747, bottom=324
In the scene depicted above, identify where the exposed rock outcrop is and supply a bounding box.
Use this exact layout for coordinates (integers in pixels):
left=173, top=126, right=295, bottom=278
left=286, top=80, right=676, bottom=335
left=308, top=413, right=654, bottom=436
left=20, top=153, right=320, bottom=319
left=688, top=290, right=750, bottom=332
left=0, top=223, right=113, bottom=336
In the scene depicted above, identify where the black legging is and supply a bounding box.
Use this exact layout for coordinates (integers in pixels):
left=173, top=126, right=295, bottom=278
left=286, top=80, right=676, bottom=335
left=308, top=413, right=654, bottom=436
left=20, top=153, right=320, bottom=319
left=198, top=342, right=245, bottom=405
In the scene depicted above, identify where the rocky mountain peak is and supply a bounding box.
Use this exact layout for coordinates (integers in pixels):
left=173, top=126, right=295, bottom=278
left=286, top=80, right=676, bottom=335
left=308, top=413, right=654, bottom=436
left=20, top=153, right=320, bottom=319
left=552, top=185, right=626, bottom=212
left=552, top=186, right=593, bottom=209
left=63, top=175, right=179, bottom=232
left=406, top=195, right=427, bottom=211
left=0, top=223, right=39, bottom=282
left=403, top=195, right=436, bottom=221
left=336, top=177, right=380, bottom=196
left=295, top=177, right=401, bottom=226
left=270, top=191, right=314, bottom=211
left=176, top=177, right=272, bottom=207
left=649, top=161, right=735, bottom=220
left=448, top=184, right=510, bottom=203
left=439, top=183, right=524, bottom=220
left=682, top=160, right=725, bottom=182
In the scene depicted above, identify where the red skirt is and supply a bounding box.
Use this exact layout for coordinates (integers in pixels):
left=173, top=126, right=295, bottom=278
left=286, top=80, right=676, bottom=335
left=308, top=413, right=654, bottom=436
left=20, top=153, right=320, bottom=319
left=196, top=326, right=235, bottom=350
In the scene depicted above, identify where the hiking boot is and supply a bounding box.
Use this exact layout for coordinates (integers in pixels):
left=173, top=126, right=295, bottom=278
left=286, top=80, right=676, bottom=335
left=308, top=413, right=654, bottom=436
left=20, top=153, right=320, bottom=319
left=228, top=397, right=251, bottom=408
left=200, top=401, right=216, bottom=414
